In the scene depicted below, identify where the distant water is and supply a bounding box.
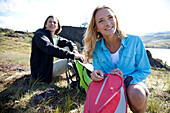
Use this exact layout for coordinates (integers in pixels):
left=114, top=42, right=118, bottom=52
left=146, top=48, right=170, bottom=66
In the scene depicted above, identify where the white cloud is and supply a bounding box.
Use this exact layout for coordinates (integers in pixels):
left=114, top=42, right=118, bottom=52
left=0, top=16, right=18, bottom=29
left=0, top=0, right=30, bottom=13
left=0, top=0, right=170, bottom=35
left=113, top=0, right=170, bottom=35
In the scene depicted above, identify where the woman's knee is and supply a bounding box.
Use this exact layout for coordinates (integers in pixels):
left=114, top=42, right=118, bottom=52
left=127, top=84, right=147, bottom=106
left=53, top=59, right=68, bottom=77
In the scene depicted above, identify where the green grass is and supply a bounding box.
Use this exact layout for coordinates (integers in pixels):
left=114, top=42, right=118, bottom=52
left=0, top=32, right=169, bottom=113
left=146, top=70, right=170, bottom=113
left=0, top=69, right=169, bottom=113
left=0, top=36, right=31, bottom=66
left=144, top=39, right=170, bottom=48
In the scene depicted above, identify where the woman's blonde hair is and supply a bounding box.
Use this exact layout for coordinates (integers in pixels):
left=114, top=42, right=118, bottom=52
left=84, top=5, right=127, bottom=62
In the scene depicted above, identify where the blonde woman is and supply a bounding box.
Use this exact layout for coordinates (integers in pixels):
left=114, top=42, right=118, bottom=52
left=84, top=6, right=150, bottom=113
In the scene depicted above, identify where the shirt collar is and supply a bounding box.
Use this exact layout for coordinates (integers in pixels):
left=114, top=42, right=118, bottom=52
left=101, top=38, right=108, bottom=50
left=121, top=38, right=127, bottom=48
left=101, top=37, right=127, bottom=50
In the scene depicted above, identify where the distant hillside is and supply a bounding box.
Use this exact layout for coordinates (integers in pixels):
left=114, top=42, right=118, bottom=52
left=0, top=27, right=86, bottom=52
left=0, top=28, right=33, bottom=39
left=1, top=27, right=170, bottom=49
left=0, top=27, right=169, bottom=70
left=141, top=31, right=170, bottom=49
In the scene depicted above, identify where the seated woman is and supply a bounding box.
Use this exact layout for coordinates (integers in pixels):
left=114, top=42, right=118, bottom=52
left=30, top=15, right=84, bottom=83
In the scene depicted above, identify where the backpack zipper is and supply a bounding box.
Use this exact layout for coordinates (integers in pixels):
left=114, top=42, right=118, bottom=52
left=95, top=75, right=108, bottom=104
left=97, top=86, right=122, bottom=112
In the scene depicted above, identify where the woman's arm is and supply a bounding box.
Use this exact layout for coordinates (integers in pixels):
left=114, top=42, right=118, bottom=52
left=35, top=33, right=75, bottom=59
left=57, top=36, right=78, bottom=52
left=128, top=38, right=151, bottom=84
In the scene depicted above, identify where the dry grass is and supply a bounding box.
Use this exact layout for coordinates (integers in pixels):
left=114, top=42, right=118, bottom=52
left=0, top=32, right=169, bottom=113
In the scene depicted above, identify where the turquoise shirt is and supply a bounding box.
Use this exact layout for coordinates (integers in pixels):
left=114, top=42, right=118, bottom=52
left=92, top=34, right=151, bottom=84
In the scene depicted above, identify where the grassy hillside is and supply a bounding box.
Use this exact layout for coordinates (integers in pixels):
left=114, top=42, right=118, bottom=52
left=0, top=28, right=170, bottom=113
left=141, top=31, right=170, bottom=48
left=0, top=28, right=33, bottom=66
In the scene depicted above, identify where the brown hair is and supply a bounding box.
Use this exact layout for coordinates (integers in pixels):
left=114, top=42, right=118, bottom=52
left=43, top=15, right=62, bottom=34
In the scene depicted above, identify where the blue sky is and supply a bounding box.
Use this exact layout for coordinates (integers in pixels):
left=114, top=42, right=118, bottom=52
left=0, top=0, right=170, bottom=35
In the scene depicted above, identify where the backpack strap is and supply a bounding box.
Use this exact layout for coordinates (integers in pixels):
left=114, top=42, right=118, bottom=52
left=65, top=59, right=71, bottom=90
left=65, top=59, right=80, bottom=95
left=82, top=67, right=89, bottom=87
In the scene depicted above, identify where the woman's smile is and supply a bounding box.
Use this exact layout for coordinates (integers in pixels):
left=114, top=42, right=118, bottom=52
left=105, top=26, right=113, bottom=31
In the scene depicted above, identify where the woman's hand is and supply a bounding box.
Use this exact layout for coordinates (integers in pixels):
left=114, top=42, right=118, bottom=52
left=109, top=68, right=123, bottom=77
left=91, top=69, right=104, bottom=81
left=74, top=53, right=85, bottom=62
left=72, top=50, right=79, bottom=54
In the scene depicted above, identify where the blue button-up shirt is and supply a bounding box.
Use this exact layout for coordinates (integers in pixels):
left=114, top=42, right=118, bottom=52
left=92, top=34, right=151, bottom=84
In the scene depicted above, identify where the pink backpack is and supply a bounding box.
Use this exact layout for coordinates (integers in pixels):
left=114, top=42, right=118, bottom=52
left=82, top=74, right=128, bottom=113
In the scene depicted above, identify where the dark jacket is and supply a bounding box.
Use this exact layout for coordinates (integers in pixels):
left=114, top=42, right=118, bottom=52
left=30, top=28, right=76, bottom=83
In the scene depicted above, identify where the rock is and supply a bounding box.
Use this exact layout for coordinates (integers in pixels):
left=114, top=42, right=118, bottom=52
left=29, top=88, right=59, bottom=107
left=2, top=50, right=7, bottom=52
left=146, top=50, right=170, bottom=70
left=59, top=26, right=86, bottom=47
